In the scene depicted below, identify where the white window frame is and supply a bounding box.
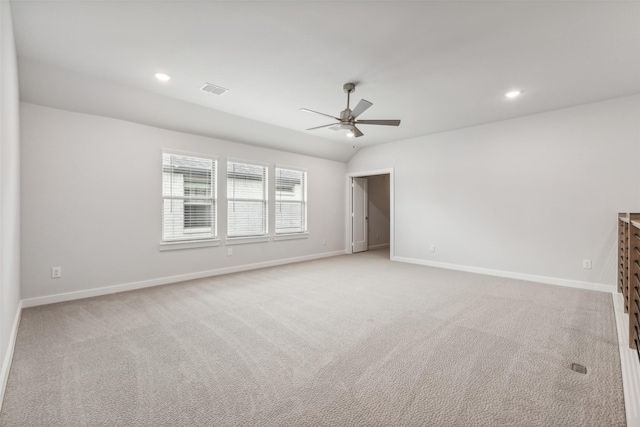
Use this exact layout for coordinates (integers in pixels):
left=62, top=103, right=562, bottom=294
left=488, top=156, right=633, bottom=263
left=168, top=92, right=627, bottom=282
left=226, top=158, right=269, bottom=241
left=274, top=165, right=308, bottom=237
left=159, top=150, right=219, bottom=251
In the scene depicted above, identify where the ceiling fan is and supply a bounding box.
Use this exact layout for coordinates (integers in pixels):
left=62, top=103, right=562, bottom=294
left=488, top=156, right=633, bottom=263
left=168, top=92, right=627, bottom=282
left=301, top=83, right=401, bottom=138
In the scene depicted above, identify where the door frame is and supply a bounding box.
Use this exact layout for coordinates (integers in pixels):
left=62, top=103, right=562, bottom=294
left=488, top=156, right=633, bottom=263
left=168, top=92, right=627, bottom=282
left=346, top=168, right=394, bottom=256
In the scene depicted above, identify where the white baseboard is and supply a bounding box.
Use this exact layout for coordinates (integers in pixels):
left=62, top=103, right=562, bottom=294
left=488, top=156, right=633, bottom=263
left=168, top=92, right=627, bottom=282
left=0, top=300, right=22, bottom=411
left=612, top=292, right=640, bottom=427
left=391, top=256, right=614, bottom=293
left=21, top=251, right=345, bottom=308
left=369, top=243, right=390, bottom=250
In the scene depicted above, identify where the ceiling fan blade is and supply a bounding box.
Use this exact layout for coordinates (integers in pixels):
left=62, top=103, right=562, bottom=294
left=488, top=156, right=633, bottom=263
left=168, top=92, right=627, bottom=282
left=351, top=99, right=373, bottom=119
left=352, top=126, right=364, bottom=138
left=356, top=119, right=401, bottom=126
left=300, top=108, right=339, bottom=120
left=307, top=123, right=338, bottom=131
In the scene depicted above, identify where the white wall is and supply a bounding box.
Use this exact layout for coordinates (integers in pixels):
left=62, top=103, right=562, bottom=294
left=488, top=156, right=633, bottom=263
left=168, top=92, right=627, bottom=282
left=20, top=102, right=346, bottom=301
left=367, top=174, right=390, bottom=248
left=348, top=95, right=640, bottom=287
left=0, top=0, right=21, bottom=402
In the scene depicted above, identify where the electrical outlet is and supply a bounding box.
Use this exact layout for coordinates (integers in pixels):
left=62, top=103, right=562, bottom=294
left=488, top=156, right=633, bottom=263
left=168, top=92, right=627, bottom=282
left=322, top=239, right=326, bottom=246
left=51, top=267, right=62, bottom=278
left=430, top=244, right=435, bottom=252
left=227, top=248, right=233, bottom=256
left=582, top=259, right=592, bottom=269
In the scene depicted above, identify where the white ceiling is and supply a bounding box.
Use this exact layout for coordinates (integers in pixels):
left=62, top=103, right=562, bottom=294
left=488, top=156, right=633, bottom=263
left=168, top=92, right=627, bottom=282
left=10, top=1, right=640, bottom=162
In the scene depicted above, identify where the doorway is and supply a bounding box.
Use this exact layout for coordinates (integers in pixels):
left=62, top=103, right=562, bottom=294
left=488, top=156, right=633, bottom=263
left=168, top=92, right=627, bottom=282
left=347, top=169, right=393, bottom=258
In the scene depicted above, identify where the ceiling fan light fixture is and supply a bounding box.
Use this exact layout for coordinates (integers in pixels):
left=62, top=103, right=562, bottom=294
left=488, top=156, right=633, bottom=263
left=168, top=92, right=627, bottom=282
left=155, top=73, right=171, bottom=82
left=346, top=131, right=355, bottom=138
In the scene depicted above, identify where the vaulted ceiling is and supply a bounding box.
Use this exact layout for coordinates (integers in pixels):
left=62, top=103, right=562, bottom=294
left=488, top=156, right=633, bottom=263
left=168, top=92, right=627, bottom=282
left=10, top=1, right=640, bottom=162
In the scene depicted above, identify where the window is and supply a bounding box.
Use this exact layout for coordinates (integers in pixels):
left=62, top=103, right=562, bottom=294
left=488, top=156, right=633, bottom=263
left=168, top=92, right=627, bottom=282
left=227, top=161, right=268, bottom=237
left=162, top=152, right=216, bottom=242
left=184, top=204, right=212, bottom=229
left=275, top=167, right=307, bottom=234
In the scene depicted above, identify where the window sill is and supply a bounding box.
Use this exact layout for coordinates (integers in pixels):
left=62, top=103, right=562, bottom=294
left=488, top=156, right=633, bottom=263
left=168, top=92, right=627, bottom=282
left=226, top=235, right=271, bottom=245
left=273, top=232, right=309, bottom=241
left=159, top=239, right=221, bottom=252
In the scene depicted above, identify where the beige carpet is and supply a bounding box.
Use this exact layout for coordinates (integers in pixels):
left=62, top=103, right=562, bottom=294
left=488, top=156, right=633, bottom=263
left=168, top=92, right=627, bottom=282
left=0, top=250, right=626, bottom=426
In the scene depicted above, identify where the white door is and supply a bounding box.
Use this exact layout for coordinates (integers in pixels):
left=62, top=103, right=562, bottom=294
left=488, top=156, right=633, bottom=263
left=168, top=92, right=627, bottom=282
left=352, top=177, right=368, bottom=253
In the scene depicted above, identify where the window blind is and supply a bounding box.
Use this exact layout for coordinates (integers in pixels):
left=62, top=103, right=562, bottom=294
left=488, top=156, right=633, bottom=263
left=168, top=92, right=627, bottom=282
left=162, top=152, right=216, bottom=242
left=227, top=161, right=268, bottom=237
left=275, top=167, right=307, bottom=234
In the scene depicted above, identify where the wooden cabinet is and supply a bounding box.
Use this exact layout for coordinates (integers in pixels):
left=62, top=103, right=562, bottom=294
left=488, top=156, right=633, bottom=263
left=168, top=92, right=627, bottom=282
left=618, top=213, right=640, bottom=359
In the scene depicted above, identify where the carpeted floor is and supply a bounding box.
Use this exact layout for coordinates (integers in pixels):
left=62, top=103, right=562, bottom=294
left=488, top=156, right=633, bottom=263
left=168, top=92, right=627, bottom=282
left=0, top=250, right=626, bottom=426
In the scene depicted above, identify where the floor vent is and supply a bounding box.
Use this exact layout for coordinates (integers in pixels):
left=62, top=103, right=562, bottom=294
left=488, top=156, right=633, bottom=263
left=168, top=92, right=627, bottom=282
left=200, top=83, right=229, bottom=96
left=571, top=363, right=587, bottom=374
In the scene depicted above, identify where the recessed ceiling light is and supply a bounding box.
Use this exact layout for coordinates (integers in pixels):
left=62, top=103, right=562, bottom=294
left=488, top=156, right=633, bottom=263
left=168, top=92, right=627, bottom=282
left=505, top=90, right=522, bottom=99
left=155, top=73, right=171, bottom=82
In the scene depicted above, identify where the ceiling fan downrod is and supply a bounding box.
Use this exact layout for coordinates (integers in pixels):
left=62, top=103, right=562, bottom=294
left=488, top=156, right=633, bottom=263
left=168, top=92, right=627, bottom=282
left=343, top=82, right=355, bottom=110
left=342, top=82, right=356, bottom=122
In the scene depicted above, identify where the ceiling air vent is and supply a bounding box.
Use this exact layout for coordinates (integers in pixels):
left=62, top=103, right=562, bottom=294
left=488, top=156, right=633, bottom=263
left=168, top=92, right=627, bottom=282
left=200, top=83, right=229, bottom=96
